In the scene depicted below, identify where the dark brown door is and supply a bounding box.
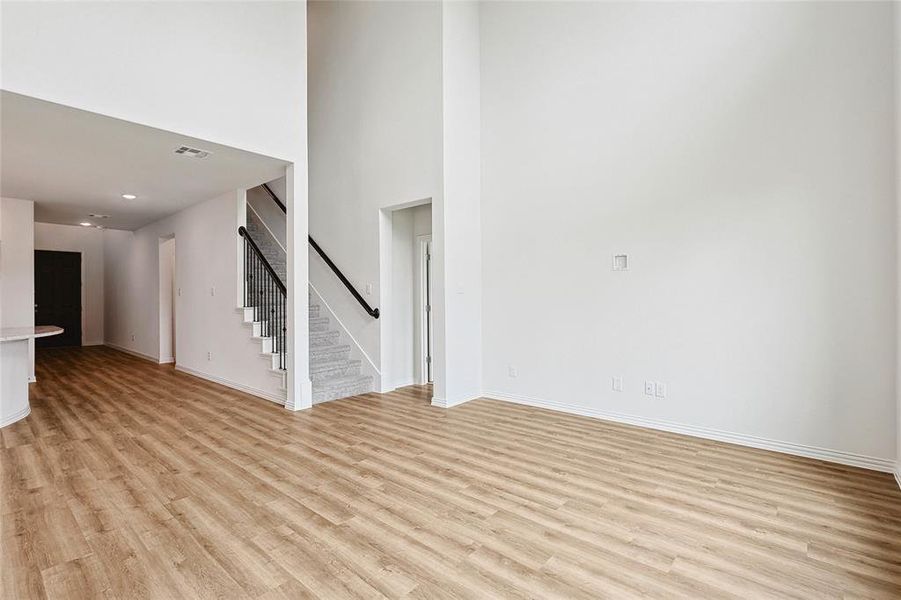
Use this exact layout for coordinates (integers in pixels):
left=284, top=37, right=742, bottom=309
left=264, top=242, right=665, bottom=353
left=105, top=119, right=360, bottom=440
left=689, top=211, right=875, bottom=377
left=34, top=250, right=81, bottom=348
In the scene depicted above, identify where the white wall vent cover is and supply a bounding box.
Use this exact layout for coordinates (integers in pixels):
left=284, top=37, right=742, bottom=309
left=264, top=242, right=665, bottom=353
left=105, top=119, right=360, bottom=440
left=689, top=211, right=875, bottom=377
left=174, top=145, right=211, bottom=159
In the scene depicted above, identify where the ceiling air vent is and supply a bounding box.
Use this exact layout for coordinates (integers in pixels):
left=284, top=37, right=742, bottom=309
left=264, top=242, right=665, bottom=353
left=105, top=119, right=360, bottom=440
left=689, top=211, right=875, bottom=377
left=174, top=145, right=211, bottom=159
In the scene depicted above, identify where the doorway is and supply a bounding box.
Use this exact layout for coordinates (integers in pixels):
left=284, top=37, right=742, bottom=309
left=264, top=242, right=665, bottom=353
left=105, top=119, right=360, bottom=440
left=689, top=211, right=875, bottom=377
left=34, top=250, right=82, bottom=348
left=159, top=236, right=176, bottom=364
left=380, top=201, right=432, bottom=392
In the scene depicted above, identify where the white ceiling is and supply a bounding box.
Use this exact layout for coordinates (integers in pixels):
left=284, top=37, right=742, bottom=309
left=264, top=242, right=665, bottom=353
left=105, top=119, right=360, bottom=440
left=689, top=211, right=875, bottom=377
left=1, top=91, right=289, bottom=230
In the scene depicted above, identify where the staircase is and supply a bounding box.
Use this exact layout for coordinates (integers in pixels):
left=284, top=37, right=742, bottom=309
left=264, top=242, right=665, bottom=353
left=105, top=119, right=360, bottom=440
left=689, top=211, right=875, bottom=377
left=309, top=296, right=373, bottom=403
left=242, top=187, right=374, bottom=404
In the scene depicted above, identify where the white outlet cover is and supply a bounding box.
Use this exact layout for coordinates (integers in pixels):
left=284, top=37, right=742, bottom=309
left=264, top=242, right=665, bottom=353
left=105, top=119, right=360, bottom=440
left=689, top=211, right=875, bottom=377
left=612, top=377, right=623, bottom=392
left=644, top=381, right=655, bottom=395
left=655, top=382, right=667, bottom=398
left=612, top=254, right=629, bottom=271
left=508, top=365, right=518, bottom=378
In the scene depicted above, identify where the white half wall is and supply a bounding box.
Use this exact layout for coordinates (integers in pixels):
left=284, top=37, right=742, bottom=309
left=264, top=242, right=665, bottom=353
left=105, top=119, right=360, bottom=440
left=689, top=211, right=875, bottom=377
left=480, top=2, right=897, bottom=463
left=103, top=191, right=285, bottom=402
left=0, top=197, right=35, bottom=379
left=34, top=222, right=104, bottom=346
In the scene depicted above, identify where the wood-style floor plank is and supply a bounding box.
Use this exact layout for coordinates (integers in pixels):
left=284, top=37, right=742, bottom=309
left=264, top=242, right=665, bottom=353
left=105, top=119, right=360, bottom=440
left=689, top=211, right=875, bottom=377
left=1, top=346, right=900, bottom=599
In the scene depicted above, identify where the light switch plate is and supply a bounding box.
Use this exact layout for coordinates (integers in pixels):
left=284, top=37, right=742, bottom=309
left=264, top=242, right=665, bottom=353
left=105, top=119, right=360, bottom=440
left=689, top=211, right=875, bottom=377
left=644, top=381, right=655, bottom=395
left=612, top=377, right=623, bottom=392
left=655, top=382, right=667, bottom=398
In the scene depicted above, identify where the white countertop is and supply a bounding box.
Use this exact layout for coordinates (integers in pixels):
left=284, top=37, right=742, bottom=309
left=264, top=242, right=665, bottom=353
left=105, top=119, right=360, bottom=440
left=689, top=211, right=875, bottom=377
left=0, top=326, right=64, bottom=342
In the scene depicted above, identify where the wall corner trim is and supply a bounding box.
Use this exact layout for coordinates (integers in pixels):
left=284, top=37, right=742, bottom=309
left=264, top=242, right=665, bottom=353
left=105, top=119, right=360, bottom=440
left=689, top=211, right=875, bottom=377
left=104, top=343, right=160, bottom=364
left=431, top=393, right=481, bottom=409
left=894, top=464, right=901, bottom=492
left=483, top=390, right=896, bottom=474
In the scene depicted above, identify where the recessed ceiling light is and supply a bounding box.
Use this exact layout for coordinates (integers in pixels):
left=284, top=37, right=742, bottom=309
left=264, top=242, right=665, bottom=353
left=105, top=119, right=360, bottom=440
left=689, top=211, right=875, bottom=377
left=122, top=194, right=137, bottom=200
left=80, top=222, right=92, bottom=227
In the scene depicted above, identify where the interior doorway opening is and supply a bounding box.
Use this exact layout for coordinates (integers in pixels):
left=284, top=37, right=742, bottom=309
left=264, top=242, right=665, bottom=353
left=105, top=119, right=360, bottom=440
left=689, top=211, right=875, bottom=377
left=158, top=236, right=176, bottom=364
left=34, top=249, right=82, bottom=348
left=380, top=200, right=433, bottom=395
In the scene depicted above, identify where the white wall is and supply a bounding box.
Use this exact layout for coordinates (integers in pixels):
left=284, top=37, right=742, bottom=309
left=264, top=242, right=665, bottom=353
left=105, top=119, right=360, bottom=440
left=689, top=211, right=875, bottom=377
left=247, top=186, right=287, bottom=251
left=159, top=237, right=176, bottom=363
left=480, top=2, right=897, bottom=465
left=34, top=222, right=104, bottom=345
left=390, top=209, right=415, bottom=388
left=2, top=1, right=310, bottom=408
left=104, top=191, right=285, bottom=401
left=0, top=198, right=35, bottom=379
left=308, top=0, right=443, bottom=378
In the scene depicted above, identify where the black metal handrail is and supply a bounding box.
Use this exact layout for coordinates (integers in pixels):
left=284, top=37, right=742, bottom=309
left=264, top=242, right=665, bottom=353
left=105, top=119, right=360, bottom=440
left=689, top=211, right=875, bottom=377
left=308, top=237, right=380, bottom=319
left=238, top=226, right=287, bottom=370
left=256, top=183, right=380, bottom=319
left=238, top=226, right=285, bottom=291
left=261, top=183, right=287, bottom=213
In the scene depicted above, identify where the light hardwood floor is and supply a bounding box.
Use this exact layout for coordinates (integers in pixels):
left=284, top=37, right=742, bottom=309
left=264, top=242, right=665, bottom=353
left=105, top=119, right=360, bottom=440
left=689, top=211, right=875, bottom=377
left=2, top=346, right=901, bottom=599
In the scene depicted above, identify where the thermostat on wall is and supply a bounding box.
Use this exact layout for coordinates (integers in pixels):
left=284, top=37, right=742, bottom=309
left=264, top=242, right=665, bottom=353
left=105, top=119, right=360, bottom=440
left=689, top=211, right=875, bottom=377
left=612, top=254, right=629, bottom=271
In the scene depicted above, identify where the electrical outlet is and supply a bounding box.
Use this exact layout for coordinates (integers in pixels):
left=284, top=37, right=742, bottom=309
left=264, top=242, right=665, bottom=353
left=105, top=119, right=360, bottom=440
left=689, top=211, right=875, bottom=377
left=178, top=288, right=182, bottom=297
left=655, top=382, right=667, bottom=398
left=508, top=365, right=518, bottom=378
left=131, top=334, right=136, bottom=342
left=612, top=377, right=623, bottom=392
left=365, top=283, right=372, bottom=296
left=644, top=381, right=655, bottom=395
left=207, top=352, right=212, bottom=361
left=210, top=286, right=215, bottom=297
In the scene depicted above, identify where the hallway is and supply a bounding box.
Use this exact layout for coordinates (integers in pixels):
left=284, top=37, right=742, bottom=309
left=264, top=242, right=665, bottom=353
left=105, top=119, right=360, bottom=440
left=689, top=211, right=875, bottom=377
left=3, top=347, right=901, bottom=599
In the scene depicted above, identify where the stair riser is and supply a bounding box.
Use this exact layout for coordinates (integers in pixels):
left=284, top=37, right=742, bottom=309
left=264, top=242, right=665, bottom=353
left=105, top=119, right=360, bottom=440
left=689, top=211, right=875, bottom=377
left=313, top=384, right=372, bottom=404
left=310, top=318, right=330, bottom=332
left=311, top=347, right=350, bottom=363
left=311, top=363, right=361, bottom=382
left=310, top=331, right=340, bottom=347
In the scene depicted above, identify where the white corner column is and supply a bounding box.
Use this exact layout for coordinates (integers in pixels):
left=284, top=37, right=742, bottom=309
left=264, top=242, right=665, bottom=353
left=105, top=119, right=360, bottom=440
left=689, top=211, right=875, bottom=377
left=432, top=0, right=483, bottom=408
left=286, top=163, right=313, bottom=411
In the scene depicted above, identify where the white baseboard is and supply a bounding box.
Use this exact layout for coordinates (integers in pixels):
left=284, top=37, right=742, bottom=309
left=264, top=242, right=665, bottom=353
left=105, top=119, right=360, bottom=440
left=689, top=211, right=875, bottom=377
left=159, top=357, right=175, bottom=364
left=105, top=343, right=160, bottom=364
left=894, top=464, right=901, bottom=491
left=484, top=390, right=895, bottom=474
left=0, top=405, right=30, bottom=428
left=432, top=393, right=480, bottom=409
left=175, top=364, right=286, bottom=406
